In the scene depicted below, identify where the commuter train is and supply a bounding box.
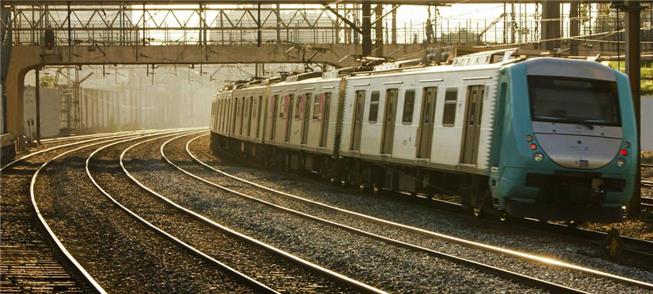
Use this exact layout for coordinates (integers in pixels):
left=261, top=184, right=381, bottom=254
left=209, top=50, right=637, bottom=222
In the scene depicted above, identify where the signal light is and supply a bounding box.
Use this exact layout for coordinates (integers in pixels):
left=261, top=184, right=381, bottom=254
left=529, top=143, right=537, bottom=150
left=619, top=149, right=628, bottom=156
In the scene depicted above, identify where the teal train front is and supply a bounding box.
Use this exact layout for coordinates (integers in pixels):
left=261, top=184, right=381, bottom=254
left=489, top=58, right=637, bottom=222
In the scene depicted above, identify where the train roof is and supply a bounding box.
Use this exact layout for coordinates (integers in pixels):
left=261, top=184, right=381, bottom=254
left=215, top=49, right=615, bottom=95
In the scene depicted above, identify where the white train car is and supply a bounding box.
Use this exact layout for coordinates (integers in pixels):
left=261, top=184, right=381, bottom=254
left=210, top=50, right=638, bottom=222
left=338, top=63, right=500, bottom=189
left=211, top=50, right=508, bottom=191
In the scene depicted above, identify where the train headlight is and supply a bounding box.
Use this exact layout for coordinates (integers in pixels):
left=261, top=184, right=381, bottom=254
left=526, top=135, right=533, bottom=142
left=616, top=158, right=626, bottom=167
left=533, top=152, right=544, bottom=162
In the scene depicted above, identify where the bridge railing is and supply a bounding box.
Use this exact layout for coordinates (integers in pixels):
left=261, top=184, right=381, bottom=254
left=3, top=4, right=648, bottom=52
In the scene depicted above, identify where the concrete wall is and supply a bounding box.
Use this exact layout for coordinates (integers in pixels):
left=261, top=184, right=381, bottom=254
left=23, top=86, right=61, bottom=138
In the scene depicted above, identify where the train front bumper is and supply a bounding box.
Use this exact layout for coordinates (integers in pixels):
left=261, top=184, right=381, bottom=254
left=495, top=167, right=632, bottom=222
left=504, top=199, right=626, bottom=222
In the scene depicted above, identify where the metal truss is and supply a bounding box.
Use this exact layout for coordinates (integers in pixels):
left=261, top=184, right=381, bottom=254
left=2, top=4, right=364, bottom=46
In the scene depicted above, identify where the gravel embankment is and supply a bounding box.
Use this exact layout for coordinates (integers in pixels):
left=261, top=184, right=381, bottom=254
left=126, top=135, right=554, bottom=293
left=180, top=134, right=653, bottom=293
left=34, top=139, right=254, bottom=293
left=96, top=138, right=361, bottom=293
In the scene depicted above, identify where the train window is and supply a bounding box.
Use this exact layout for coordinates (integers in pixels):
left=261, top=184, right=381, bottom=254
left=528, top=76, right=621, bottom=126
left=280, top=95, right=288, bottom=118
left=251, top=96, right=257, bottom=119
left=442, top=88, right=458, bottom=126
left=402, top=89, right=416, bottom=123
left=368, top=91, right=380, bottom=123
left=312, top=94, right=322, bottom=120
left=304, top=93, right=312, bottom=119
left=295, top=95, right=304, bottom=119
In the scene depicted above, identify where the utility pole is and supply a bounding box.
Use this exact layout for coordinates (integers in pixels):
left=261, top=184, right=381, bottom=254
left=391, top=4, right=397, bottom=44
left=374, top=4, right=383, bottom=57
left=361, top=1, right=372, bottom=56
left=541, top=1, right=561, bottom=50
left=569, top=2, right=580, bottom=55
left=623, top=1, right=642, bottom=216
left=34, top=68, right=41, bottom=144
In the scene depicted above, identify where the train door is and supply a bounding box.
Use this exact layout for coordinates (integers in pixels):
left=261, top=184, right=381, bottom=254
left=460, top=85, right=485, bottom=164
left=350, top=90, right=365, bottom=150
left=285, top=94, right=294, bottom=142
left=256, top=96, right=263, bottom=139
left=380, top=88, right=398, bottom=154
left=231, top=99, right=237, bottom=135
left=247, top=97, right=254, bottom=136
left=319, top=93, right=331, bottom=147
left=416, top=87, right=438, bottom=158
left=240, top=98, right=246, bottom=135
left=301, top=93, right=311, bottom=144
left=270, top=95, right=278, bottom=140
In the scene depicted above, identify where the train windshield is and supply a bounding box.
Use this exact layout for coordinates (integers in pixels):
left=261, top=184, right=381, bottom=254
left=527, top=76, right=621, bottom=126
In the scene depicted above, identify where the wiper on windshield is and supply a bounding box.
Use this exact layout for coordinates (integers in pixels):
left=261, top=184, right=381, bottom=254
left=532, top=117, right=602, bottom=129
left=580, top=123, right=594, bottom=130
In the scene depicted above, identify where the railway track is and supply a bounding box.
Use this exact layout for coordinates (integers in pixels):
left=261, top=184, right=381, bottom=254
left=641, top=163, right=653, bottom=209
left=642, top=197, right=653, bottom=210
left=147, top=133, right=575, bottom=292
left=28, top=129, right=263, bottom=293
left=95, top=132, right=381, bottom=293
left=0, top=131, right=156, bottom=293
left=167, top=133, right=653, bottom=293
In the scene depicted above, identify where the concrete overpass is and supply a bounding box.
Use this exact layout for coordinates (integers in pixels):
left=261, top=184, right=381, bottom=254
left=5, top=43, right=427, bottom=137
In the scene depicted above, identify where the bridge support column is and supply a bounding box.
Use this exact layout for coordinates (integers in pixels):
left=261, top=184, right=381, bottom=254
left=5, top=46, right=40, bottom=144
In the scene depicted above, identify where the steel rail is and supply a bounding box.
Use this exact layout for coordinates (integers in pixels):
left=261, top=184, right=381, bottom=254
left=182, top=133, right=653, bottom=291
left=168, top=134, right=593, bottom=293
left=1, top=130, right=154, bottom=172
left=39, top=131, right=137, bottom=144
left=29, top=135, right=156, bottom=294
left=122, top=134, right=387, bottom=294
left=189, top=137, right=653, bottom=256
left=84, top=131, right=278, bottom=293
left=642, top=197, right=653, bottom=210
left=642, top=180, right=653, bottom=188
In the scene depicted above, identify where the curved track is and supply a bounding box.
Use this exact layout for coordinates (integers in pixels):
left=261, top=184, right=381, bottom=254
left=1, top=131, right=156, bottom=293
left=27, top=129, right=256, bottom=293
left=116, top=132, right=386, bottom=293
left=84, top=132, right=280, bottom=293
left=170, top=133, right=653, bottom=293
